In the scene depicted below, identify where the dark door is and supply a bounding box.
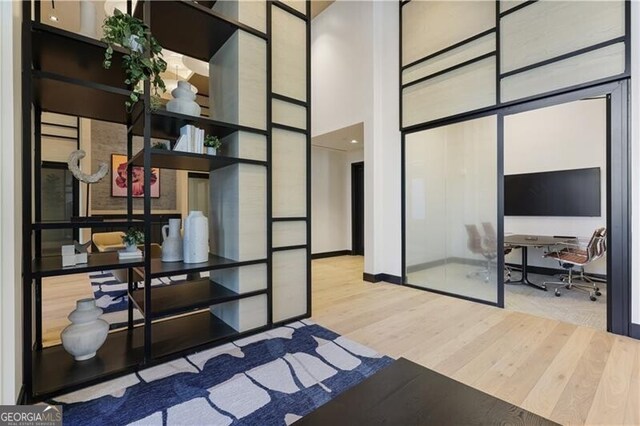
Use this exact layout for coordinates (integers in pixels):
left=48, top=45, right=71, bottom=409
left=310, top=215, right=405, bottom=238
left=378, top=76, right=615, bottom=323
left=352, top=162, right=364, bottom=255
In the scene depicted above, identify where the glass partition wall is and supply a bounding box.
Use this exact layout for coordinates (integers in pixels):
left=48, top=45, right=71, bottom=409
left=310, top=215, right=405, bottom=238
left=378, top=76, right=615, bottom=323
left=405, top=116, right=498, bottom=304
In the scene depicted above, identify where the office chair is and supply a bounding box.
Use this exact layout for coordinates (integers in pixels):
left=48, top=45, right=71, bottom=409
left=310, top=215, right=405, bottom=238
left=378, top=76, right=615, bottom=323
left=542, top=227, right=606, bottom=301
left=481, top=222, right=519, bottom=282
left=465, top=224, right=496, bottom=282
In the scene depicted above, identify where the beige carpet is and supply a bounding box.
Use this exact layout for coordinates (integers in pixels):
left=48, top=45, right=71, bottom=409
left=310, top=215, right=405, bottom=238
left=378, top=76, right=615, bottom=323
left=505, top=271, right=606, bottom=331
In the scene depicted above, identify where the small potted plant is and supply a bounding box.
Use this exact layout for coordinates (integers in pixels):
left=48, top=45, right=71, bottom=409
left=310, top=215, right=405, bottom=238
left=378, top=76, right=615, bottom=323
left=122, top=228, right=144, bottom=252
left=204, top=135, right=222, bottom=155
left=101, top=8, right=167, bottom=111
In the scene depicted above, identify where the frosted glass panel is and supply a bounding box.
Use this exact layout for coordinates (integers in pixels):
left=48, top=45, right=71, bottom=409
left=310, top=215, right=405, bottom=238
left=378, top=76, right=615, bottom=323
left=273, top=99, right=307, bottom=130
left=273, top=128, right=307, bottom=217
left=272, top=6, right=307, bottom=101
left=501, top=43, right=625, bottom=102
left=281, top=0, right=306, bottom=15
left=403, top=57, right=496, bottom=127
left=403, top=33, right=495, bottom=85
left=501, top=1, right=625, bottom=73
left=402, top=1, right=495, bottom=66
left=273, top=249, right=307, bottom=321
left=499, top=0, right=527, bottom=13
left=405, top=116, right=498, bottom=303
left=273, top=221, right=306, bottom=247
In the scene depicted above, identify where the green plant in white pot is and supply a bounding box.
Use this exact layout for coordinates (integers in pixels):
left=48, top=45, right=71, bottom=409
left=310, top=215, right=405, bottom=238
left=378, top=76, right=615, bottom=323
left=122, top=228, right=144, bottom=252
left=102, top=8, right=167, bottom=111
left=204, top=135, right=222, bottom=155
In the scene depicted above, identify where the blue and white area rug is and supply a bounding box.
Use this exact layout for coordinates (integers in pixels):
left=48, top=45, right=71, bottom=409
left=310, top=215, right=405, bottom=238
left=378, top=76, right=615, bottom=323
left=90, top=272, right=208, bottom=329
left=53, top=320, right=393, bottom=425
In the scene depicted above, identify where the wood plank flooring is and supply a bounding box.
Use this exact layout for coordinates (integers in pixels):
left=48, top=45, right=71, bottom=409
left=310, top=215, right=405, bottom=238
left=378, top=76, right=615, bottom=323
left=311, top=256, right=640, bottom=426
left=41, top=255, right=639, bottom=424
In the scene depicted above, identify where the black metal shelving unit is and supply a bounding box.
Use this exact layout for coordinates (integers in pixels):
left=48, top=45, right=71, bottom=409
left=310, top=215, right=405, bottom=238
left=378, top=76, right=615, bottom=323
left=22, top=0, right=311, bottom=403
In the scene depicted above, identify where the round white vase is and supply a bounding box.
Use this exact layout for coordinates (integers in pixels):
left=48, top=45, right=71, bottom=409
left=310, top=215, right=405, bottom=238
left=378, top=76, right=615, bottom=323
left=183, top=211, right=209, bottom=263
left=61, top=298, right=109, bottom=361
left=166, top=81, right=201, bottom=117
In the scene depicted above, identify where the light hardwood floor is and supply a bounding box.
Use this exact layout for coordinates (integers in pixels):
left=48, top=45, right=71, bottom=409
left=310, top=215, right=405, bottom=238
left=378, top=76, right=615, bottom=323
left=42, top=256, right=639, bottom=424
left=311, top=256, right=639, bottom=425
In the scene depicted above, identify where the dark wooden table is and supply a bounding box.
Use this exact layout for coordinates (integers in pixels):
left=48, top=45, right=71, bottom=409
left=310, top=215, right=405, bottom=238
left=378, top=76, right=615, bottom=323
left=296, top=358, right=558, bottom=425
left=504, top=234, right=575, bottom=291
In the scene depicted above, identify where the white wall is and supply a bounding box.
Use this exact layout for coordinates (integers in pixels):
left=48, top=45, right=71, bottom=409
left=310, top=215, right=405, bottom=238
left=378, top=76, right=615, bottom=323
left=504, top=99, right=607, bottom=274
left=312, top=0, right=401, bottom=277
left=0, top=0, right=22, bottom=404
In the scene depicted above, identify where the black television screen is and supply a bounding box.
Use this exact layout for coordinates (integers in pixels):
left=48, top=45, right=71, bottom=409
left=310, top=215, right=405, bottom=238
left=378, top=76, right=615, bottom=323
left=504, top=168, right=601, bottom=217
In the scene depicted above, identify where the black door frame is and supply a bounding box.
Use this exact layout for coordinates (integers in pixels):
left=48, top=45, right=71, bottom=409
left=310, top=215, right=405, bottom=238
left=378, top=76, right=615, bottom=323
left=351, top=161, right=365, bottom=256
left=401, top=80, right=631, bottom=336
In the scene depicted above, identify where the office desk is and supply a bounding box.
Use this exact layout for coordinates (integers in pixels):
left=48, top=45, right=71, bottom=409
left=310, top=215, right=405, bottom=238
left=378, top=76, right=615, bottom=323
left=504, top=234, right=574, bottom=291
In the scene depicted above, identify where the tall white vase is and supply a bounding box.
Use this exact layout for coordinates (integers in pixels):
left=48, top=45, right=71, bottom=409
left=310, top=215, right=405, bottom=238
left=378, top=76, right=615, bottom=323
left=162, top=218, right=183, bottom=262
left=166, top=81, right=201, bottom=117
left=61, top=298, right=109, bottom=361
left=79, top=0, right=97, bottom=38
left=183, top=211, right=209, bottom=263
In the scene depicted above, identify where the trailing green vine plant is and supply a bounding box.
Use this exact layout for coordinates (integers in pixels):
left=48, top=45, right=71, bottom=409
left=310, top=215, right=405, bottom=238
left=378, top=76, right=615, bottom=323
left=102, top=8, right=167, bottom=111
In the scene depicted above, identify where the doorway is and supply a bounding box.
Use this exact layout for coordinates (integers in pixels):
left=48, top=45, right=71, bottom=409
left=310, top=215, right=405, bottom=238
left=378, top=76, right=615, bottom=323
left=40, top=161, right=79, bottom=255
left=402, top=80, right=631, bottom=335
left=351, top=161, right=364, bottom=255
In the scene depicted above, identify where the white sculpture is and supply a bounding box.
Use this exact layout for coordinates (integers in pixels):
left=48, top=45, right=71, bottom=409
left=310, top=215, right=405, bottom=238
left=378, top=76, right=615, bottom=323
left=61, top=298, right=109, bottom=361
left=67, top=150, right=108, bottom=184
left=166, top=81, right=201, bottom=117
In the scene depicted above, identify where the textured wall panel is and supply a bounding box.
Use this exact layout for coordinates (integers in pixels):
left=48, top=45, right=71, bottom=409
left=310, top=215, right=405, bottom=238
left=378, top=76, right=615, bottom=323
left=272, top=128, right=307, bottom=217
left=273, top=221, right=306, bottom=248
left=211, top=294, right=268, bottom=332
left=272, top=99, right=307, bottom=130
left=273, top=249, right=307, bottom=322
left=501, top=1, right=625, bottom=73
left=272, top=6, right=307, bottom=101
left=402, top=57, right=496, bottom=127
left=501, top=43, right=625, bottom=102
left=402, top=1, right=494, bottom=66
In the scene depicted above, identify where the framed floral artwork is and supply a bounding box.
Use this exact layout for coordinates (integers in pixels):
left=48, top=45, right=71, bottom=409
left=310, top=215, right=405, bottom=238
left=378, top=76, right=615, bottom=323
left=111, top=154, right=160, bottom=198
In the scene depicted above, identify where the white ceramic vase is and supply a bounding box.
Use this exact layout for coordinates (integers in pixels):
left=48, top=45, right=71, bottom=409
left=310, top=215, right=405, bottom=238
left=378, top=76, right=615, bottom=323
left=61, top=298, right=109, bottom=361
left=125, top=243, right=137, bottom=252
left=162, top=218, right=183, bottom=262
left=79, top=0, right=97, bottom=38
left=166, top=81, right=201, bottom=117
left=183, top=211, right=209, bottom=263
left=206, top=147, right=217, bottom=156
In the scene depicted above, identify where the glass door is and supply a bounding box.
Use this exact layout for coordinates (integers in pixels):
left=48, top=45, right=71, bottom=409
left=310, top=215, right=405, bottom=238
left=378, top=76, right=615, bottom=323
left=41, top=162, right=78, bottom=256
left=404, top=115, right=500, bottom=304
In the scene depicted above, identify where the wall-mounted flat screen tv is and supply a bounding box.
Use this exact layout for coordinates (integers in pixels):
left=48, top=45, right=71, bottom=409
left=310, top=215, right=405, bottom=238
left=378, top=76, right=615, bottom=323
left=504, top=167, right=601, bottom=217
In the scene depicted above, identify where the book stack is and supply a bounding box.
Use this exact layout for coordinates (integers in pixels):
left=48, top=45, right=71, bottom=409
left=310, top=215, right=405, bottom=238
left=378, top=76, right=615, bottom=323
left=118, top=249, right=143, bottom=260
left=174, top=124, right=204, bottom=154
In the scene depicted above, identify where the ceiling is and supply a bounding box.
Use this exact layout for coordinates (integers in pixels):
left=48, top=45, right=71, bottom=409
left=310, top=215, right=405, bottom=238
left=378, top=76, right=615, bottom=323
left=312, top=122, right=364, bottom=152
left=311, top=1, right=335, bottom=19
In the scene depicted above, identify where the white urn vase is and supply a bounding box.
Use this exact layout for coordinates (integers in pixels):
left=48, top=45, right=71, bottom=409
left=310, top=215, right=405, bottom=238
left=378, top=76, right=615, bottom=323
left=183, top=211, right=209, bottom=263
left=61, top=298, right=109, bottom=361
left=162, top=218, right=183, bottom=262
left=166, top=81, right=201, bottom=117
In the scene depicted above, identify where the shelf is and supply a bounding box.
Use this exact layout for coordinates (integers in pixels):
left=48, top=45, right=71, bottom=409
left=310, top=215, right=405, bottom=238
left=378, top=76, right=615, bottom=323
left=131, top=109, right=268, bottom=140
left=128, top=148, right=268, bottom=172
left=130, top=279, right=267, bottom=318
left=134, top=0, right=266, bottom=62
left=32, top=252, right=144, bottom=278
left=149, top=255, right=267, bottom=278
left=31, top=22, right=127, bottom=90
left=32, top=218, right=143, bottom=230
left=32, top=311, right=246, bottom=399
left=33, top=71, right=131, bottom=125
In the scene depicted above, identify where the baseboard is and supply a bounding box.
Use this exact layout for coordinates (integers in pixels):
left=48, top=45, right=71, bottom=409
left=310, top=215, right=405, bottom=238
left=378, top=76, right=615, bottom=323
left=631, top=323, right=640, bottom=339
left=363, top=272, right=402, bottom=285
left=311, top=250, right=351, bottom=260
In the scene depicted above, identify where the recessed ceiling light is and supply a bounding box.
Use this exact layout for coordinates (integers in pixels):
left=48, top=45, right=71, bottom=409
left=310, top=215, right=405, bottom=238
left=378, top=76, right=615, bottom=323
left=49, top=15, right=59, bottom=22
left=350, top=139, right=358, bottom=144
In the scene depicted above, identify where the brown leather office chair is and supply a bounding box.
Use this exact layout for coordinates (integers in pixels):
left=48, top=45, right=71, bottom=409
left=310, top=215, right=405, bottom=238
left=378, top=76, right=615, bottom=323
left=481, top=222, right=519, bottom=282
left=543, top=227, right=606, bottom=301
left=465, top=224, right=496, bottom=282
